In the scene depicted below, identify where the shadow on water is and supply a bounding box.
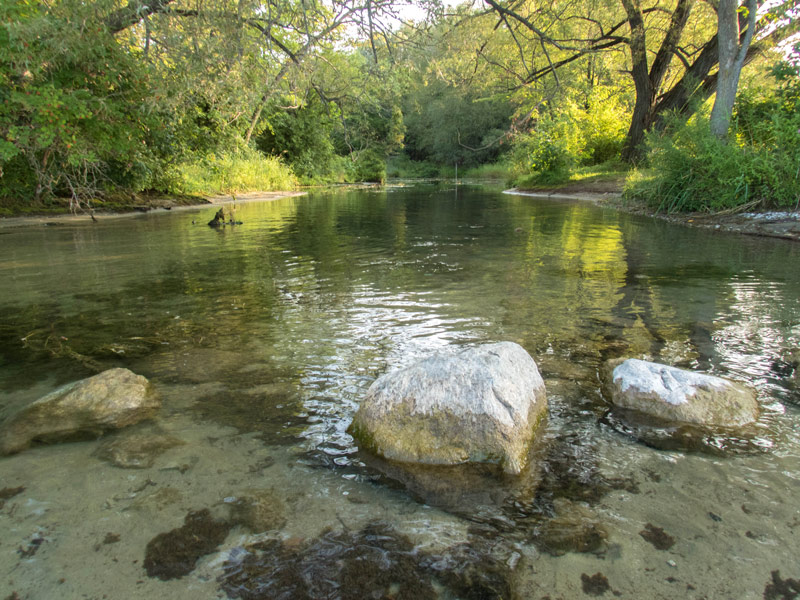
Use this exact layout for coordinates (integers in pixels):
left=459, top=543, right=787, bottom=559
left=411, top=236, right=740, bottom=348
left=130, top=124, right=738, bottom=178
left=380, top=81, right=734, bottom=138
left=599, top=406, right=775, bottom=455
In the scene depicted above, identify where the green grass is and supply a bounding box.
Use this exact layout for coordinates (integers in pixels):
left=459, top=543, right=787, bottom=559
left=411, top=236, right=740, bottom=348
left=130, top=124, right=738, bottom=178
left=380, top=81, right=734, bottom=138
left=460, top=162, right=512, bottom=180
left=514, top=160, right=629, bottom=190
left=170, top=150, right=297, bottom=196
left=387, top=156, right=513, bottom=181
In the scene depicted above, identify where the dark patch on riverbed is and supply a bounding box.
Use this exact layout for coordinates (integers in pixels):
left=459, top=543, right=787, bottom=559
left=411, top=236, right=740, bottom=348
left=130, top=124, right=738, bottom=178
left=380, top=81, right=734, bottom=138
left=219, top=521, right=514, bottom=600
left=639, top=523, right=675, bottom=550
left=144, top=509, right=231, bottom=580
left=763, top=570, right=800, bottom=599
left=191, top=388, right=307, bottom=445
left=534, top=434, right=639, bottom=506
left=581, top=572, right=611, bottom=596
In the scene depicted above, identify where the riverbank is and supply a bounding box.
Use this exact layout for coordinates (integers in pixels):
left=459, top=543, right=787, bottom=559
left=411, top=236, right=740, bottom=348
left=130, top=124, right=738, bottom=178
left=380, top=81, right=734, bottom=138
left=508, top=181, right=800, bottom=242
left=0, top=191, right=306, bottom=229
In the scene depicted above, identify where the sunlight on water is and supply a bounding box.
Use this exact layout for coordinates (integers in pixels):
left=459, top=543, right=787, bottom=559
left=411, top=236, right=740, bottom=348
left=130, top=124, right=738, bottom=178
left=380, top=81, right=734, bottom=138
left=0, top=185, right=798, bottom=599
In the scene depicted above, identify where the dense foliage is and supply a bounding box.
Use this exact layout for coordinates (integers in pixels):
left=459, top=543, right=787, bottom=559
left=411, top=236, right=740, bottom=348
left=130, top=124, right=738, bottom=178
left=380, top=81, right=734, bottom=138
left=625, top=62, right=800, bottom=212
left=1, top=0, right=798, bottom=212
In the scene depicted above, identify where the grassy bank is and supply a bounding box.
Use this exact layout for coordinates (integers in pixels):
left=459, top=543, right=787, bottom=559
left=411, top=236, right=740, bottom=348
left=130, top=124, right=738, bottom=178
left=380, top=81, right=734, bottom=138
left=0, top=149, right=298, bottom=217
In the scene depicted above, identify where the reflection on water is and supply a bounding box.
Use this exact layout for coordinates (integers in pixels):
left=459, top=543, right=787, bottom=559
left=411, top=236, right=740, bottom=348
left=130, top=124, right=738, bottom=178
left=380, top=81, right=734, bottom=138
left=0, top=184, right=798, bottom=599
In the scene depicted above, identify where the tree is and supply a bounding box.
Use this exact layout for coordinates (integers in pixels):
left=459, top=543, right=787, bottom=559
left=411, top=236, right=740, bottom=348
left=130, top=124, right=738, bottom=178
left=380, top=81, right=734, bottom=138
left=482, top=0, right=800, bottom=161
left=709, top=0, right=757, bottom=139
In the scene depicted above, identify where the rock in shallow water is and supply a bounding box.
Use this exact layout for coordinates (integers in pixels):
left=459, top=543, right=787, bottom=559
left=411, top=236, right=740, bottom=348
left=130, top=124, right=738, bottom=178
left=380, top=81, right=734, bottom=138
left=0, top=368, right=159, bottom=455
left=348, top=342, right=547, bottom=475
left=602, top=358, right=758, bottom=427
left=93, top=424, right=184, bottom=469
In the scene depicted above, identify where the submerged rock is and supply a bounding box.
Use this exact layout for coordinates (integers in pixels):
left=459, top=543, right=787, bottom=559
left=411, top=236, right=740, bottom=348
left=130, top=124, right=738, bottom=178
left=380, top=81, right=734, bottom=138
left=228, top=489, right=287, bottom=532
left=349, top=342, right=547, bottom=475
left=602, top=358, right=758, bottom=427
left=539, top=498, right=609, bottom=556
left=93, top=424, right=184, bottom=469
left=0, top=368, right=159, bottom=455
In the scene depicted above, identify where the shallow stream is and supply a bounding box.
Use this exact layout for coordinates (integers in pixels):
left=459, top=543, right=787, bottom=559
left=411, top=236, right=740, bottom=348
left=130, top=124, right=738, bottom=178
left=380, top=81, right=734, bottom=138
left=1, top=184, right=798, bottom=599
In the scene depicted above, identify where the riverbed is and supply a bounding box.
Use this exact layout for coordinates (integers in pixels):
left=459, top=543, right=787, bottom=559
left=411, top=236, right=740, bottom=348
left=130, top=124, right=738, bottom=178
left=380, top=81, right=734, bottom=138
left=0, top=184, right=798, bottom=599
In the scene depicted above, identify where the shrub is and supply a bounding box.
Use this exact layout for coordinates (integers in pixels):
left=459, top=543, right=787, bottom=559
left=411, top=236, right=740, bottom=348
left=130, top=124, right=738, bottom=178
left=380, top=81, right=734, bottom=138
left=170, top=147, right=297, bottom=196
left=625, top=62, right=800, bottom=213
left=509, top=87, right=627, bottom=186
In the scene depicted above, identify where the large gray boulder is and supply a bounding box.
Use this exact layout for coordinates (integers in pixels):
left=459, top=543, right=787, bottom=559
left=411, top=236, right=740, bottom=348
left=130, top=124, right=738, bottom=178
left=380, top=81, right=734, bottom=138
left=602, top=358, right=758, bottom=427
left=348, top=342, right=547, bottom=475
left=1, top=368, right=159, bottom=455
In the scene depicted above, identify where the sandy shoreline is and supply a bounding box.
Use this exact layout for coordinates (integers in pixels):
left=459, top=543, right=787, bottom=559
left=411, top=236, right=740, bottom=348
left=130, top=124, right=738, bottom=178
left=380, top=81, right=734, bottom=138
left=0, top=191, right=306, bottom=229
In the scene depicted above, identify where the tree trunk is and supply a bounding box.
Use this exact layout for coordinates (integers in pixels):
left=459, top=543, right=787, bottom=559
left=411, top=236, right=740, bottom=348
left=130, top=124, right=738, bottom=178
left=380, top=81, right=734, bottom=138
left=620, top=0, right=693, bottom=162
left=709, top=0, right=757, bottom=139
left=620, top=0, right=651, bottom=163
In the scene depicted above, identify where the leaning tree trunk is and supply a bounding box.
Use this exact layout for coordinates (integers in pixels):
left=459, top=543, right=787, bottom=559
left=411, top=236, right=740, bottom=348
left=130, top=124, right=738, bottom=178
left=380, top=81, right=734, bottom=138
left=620, top=0, right=652, bottom=163
left=709, top=0, right=757, bottom=139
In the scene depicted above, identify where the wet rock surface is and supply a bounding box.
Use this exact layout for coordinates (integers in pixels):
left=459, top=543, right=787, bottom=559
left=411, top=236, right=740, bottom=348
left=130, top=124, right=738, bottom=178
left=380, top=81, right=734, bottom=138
left=94, top=424, right=184, bottom=468
left=144, top=509, right=232, bottom=580
left=349, top=342, right=547, bottom=474
left=0, top=368, right=158, bottom=455
left=219, top=521, right=515, bottom=600
left=602, top=358, right=759, bottom=427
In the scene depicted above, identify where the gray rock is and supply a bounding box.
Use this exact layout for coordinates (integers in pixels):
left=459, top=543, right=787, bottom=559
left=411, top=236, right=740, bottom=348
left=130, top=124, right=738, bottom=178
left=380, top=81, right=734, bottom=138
left=0, top=368, right=159, bottom=455
left=94, top=425, right=184, bottom=469
left=349, top=342, right=547, bottom=475
left=602, top=358, right=758, bottom=427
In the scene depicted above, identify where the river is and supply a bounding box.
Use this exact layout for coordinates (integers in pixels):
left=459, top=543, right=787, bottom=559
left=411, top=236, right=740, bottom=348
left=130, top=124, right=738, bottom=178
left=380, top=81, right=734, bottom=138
left=0, top=184, right=798, bottom=599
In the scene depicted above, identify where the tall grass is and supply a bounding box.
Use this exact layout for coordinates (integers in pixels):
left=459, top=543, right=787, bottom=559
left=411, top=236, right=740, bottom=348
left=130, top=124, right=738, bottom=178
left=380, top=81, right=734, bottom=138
left=169, top=148, right=297, bottom=196
left=624, top=118, right=800, bottom=213
left=625, top=63, right=800, bottom=213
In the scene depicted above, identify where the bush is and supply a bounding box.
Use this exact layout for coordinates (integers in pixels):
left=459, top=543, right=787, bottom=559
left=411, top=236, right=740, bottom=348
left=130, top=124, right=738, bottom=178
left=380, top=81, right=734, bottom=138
left=170, top=147, right=297, bottom=196
left=509, top=87, right=627, bottom=186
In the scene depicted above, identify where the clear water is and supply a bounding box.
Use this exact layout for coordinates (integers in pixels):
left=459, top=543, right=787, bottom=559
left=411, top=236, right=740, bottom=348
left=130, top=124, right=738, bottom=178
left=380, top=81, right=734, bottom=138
left=0, top=184, right=798, bottom=599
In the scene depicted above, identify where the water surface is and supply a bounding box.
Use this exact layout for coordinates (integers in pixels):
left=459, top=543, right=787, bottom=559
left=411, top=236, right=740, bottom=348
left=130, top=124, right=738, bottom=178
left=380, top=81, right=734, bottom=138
left=1, top=185, right=798, bottom=599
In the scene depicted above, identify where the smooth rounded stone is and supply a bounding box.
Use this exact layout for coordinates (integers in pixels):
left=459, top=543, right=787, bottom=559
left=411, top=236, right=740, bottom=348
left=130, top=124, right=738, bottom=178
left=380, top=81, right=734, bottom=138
left=227, top=489, right=287, bottom=532
left=349, top=342, right=547, bottom=475
left=602, top=358, right=758, bottom=427
left=93, top=425, right=184, bottom=469
left=0, top=368, right=159, bottom=455
left=539, top=498, right=609, bottom=556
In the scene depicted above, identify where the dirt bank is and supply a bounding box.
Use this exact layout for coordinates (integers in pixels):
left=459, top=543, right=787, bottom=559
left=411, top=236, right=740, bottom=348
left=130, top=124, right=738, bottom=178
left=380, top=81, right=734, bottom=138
left=0, top=191, right=306, bottom=229
left=509, top=182, right=800, bottom=242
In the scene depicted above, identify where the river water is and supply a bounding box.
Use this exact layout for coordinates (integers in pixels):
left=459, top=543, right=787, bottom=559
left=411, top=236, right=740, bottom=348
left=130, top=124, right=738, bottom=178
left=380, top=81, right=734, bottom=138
left=0, top=184, right=798, bottom=599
